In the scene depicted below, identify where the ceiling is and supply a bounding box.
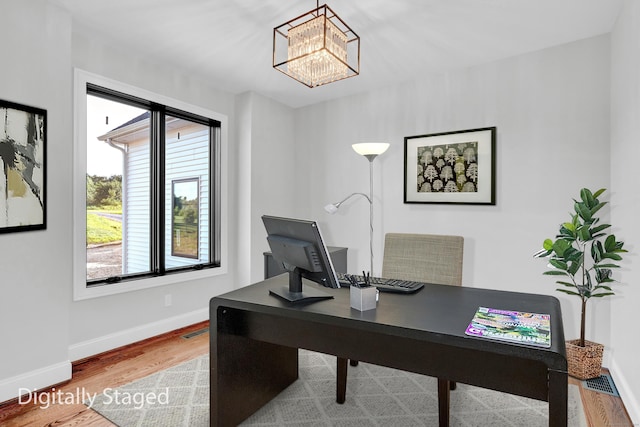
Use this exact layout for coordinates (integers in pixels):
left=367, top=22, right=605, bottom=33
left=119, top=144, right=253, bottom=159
left=52, top=0, right=622, bottom=108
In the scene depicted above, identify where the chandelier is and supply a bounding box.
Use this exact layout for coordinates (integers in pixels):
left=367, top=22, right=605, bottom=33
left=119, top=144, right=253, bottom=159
left=273, top=2, right=360, bottom=88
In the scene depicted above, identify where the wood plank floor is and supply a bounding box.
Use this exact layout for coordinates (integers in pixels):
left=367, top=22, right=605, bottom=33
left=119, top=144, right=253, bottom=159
left=0, top=321, right=634, bottom=426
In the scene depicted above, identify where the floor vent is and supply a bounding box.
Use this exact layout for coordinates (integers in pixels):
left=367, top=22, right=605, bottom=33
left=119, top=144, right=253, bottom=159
left=583, top=373, right=620, bottom=397
left=182, top=327, right=209, bottom=339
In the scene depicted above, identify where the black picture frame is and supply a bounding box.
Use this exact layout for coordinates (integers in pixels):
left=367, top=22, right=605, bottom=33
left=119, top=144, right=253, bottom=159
left=404, top=127, right=496, bottom=205
left=0, top=99, right=47, bottom=233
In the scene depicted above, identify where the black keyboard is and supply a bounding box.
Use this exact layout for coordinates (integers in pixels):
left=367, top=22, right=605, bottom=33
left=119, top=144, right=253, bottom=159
left=337, top=272, right=424, bottom=294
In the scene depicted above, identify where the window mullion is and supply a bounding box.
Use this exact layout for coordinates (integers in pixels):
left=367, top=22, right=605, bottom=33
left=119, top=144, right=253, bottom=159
left=211, top=125, right=221, bottom=265
left=151, top=108, right=166, bottom=274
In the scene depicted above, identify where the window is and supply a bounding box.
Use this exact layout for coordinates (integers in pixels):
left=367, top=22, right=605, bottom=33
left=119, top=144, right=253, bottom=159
left=171, top=178, right=200, bottom=259
left=74, top=70, right=227, bottom=299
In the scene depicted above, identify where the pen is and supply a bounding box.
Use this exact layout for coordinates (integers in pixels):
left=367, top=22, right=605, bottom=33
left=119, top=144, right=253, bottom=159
left=362, top=271, right=370, bottom=287
left=348, top=275, right=360, bottom=288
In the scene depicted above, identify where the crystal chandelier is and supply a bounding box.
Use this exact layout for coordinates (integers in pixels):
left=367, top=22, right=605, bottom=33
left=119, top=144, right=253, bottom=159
left=273, top=3, right=360, bottom=88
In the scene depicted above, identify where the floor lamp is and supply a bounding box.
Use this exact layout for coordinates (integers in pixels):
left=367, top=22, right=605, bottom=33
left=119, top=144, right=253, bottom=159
left=325, top=143, right=389, bottom=276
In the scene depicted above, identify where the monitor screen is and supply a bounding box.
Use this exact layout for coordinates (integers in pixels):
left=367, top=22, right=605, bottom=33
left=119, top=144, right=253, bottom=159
left=262, top=215, right=339, bottom=304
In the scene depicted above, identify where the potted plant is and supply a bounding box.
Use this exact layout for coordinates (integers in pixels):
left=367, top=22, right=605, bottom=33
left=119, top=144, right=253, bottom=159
left=534, top=188, right=627, bottom=379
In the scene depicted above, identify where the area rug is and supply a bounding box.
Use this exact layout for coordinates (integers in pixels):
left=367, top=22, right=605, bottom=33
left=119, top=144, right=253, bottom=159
left=87, top=350, right=587, bottom=426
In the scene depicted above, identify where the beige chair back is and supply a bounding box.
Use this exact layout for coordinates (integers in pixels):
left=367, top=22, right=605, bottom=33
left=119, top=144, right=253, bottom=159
left=381, top=233, right=464, bottom=286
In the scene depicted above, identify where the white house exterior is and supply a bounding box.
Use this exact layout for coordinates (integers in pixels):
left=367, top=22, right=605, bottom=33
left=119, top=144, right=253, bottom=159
left=98, top=113, right=210, bottom=274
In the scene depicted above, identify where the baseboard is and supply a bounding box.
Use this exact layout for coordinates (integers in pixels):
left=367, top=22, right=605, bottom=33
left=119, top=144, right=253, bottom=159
left=609, top=359, right=640, bottom=425
left=68, top=308, right=209, bottom=362
left=0, top=360, right=71, bottom=404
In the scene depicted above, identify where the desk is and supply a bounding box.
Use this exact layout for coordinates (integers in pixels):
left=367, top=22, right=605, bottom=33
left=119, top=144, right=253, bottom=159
left=210, top=275, right=567, bottom=427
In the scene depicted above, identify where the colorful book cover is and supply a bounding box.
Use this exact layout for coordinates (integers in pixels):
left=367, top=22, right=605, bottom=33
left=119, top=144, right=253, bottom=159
left=465, top=307, right=551, bottom=348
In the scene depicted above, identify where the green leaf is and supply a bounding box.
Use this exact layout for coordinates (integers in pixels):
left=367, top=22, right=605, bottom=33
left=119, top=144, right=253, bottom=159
left=590, top=223, right=610, bottom=234
left=563, top=247, right=582, bottom=261
left=543, top=271, right=569, bottom=276
left=549, top=259, right=568, bottom=270
left=594, top=263, right=619, bottom=268
left=603, top=253, right=623, bottom=261
left=605, top=234, right=625, bottom=252
left=555, top=281, right=576, bottom=287
left=533, top=248, right=552, bottom=258
left=552, top=239, right=571, bottom=257
left=543, top=239, right=554, bottom=251
left=557, top=289, right=581, bottom=296
left=580, top=188, right=593, bottom=205
left=590, top=202, right=606, bottom=216
left=591, top=241, right=603, bottom=262
left=592, top=292, right=615, bottom=298
left=592, top=188, right=606, bottom=199
left=575, top=202, right=592, bottom=221
left=577, top=225, right=592, bottom=241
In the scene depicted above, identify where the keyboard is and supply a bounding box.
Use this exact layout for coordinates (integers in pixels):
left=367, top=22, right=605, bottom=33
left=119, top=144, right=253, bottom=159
left=337, top=272, right=424, bottom=294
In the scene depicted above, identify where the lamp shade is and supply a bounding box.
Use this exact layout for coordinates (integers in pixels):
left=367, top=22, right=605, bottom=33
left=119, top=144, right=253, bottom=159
left=324, top=203, right=339, bottom=214
left=352, top=143, right=390, bottom=157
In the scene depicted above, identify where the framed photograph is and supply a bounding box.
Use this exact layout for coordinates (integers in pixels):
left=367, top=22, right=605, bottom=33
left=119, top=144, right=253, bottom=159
left=0, top=99, right=46, bottom=233
left=404, top=127, right=496, bottom=205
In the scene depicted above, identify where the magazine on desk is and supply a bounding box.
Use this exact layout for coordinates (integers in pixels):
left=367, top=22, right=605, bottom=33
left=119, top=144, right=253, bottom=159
left=465, top=307, right=551, bottom=348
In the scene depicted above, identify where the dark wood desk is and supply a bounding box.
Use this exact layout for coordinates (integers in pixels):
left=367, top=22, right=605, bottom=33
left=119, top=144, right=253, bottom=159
left=210, top=275, right=567, bottom=427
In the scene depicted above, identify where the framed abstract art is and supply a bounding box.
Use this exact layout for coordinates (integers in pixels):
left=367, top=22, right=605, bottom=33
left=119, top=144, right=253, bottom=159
left=404, top=127, right=496, bottom=205
left=0, top=99, right=46, bottom=233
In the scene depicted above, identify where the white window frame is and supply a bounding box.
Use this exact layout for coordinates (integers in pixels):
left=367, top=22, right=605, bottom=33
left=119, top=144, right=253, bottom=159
left=73, top=69, right=228, bottom=300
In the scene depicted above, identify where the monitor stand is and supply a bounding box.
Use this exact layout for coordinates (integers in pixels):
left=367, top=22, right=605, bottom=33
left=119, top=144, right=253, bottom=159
left=269, top=269, right=333, bottom=304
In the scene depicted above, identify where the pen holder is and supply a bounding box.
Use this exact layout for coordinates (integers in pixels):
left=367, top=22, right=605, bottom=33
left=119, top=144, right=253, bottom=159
left=350, top=286, right=377, bottom=311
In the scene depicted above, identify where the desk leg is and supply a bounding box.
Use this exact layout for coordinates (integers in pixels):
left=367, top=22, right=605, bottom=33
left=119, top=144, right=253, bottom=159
left=336, top=357, right=347, bottom=404
left=211, top=311, right=298, bottom=427
left=437, top=378, right=450, bottom=427
left=548, top=369, right=568, bottom=427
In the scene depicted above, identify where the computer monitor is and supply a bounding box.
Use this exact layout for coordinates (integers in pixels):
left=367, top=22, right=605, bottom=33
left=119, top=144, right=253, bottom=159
left=262, top=215, right=340, bottom=304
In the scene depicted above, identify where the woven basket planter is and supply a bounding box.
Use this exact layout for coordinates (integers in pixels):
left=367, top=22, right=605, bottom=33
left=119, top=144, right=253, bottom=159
left=566, top=339, right=604, bottom=380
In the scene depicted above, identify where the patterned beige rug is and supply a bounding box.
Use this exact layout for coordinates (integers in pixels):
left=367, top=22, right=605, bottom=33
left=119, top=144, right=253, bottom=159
left=88, top=350, right=587, bottom=426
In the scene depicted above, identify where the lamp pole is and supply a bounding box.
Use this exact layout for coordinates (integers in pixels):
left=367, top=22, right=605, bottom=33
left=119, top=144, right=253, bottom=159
left=365, top=156, right=376, bottom=275
left=325, top=143, right=389, bottom=276
left=325, top=192, right=372, bottom=274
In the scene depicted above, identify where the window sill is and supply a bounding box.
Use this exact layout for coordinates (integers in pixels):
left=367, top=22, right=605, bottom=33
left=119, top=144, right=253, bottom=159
left=73, top=264, right=228, bottom=301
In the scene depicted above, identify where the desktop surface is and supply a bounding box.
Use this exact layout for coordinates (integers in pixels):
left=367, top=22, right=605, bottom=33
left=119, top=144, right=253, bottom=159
left=210, top=275, right=568, bottom=427
left=214, top=274, right=566, bottom=365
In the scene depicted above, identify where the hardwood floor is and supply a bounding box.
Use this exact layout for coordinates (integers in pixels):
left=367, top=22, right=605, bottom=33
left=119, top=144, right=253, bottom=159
left=570, top=370, right=635, bottom=427
left=0, top=322, right=209, bottom=427
left=0, top=321, right=634, bottom=426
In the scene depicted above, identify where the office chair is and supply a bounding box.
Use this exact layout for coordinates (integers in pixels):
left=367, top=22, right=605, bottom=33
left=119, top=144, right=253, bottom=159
left=336, top=233, right=464, bottom=404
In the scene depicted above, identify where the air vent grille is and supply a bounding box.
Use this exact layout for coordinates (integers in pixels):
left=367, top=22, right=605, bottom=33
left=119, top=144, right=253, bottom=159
left=182, top=327, right=209, bottom=339
left=583, top=373, right=619, bottom=397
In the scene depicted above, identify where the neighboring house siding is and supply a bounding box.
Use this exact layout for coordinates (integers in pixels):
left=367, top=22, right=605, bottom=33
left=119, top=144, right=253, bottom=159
left=119, top=121, right=210, bottom=274
left=124, top=139, right=151, bottom=274
left=164, top=124, right=210, bottom=268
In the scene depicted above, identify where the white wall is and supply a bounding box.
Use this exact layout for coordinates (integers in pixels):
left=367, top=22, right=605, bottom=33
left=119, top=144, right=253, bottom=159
left=610, top=0, right=640, bottom=422
left=294, top=35, right=613, bottom=363
left=236, top=92, right=296, bottom=286
left=0, top=0, right=241, bottom=402
left=0, top=0, right=73, bottom=402
left=292, top=32, right=640, bottom=421
left=69, top=32, right=237, bottom=349
left=1, top=0, right=637, bottom=420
